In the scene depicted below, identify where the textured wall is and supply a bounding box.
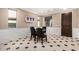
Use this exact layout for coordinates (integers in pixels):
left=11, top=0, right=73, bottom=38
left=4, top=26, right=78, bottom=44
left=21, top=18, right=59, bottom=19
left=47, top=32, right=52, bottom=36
left=52, top=13, right=61, bottom=27
left=72, top=9, right=79, bottom=28
left=16, top=9, right=39, bottom=28
left=0, top=8, right=8, bottom=29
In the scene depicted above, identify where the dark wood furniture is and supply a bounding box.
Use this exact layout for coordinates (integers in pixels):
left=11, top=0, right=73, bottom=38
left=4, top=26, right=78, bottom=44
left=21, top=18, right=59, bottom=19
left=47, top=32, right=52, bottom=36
left=61, top=12, right=72, bottom=37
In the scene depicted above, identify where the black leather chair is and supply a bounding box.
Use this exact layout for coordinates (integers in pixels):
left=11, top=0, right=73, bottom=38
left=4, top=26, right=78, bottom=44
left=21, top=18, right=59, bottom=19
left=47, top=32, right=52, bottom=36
left=42, top=27, right=47, bottom=42
left=36, top=28, right=47, bottom=45
left=36, top=28, right=42, bottom=42
left=30, top=27, right=37, bottom=42
left=42, top=27, right=46, bottom=34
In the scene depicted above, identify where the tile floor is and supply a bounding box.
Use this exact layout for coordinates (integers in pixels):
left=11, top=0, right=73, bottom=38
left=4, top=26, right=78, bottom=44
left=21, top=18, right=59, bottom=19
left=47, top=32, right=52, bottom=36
left=0, top=34, right=79, bottom=51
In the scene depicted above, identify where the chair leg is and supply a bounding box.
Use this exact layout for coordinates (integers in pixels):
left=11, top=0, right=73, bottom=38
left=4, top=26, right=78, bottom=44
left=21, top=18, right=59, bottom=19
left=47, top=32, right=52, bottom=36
left=30, top=35, right=32, bottom=41
left=34, top=36, right=36, bottom=42
left=41, top=38, right=43, bottom=45
left=37, top=36, right=39, bottom=43
left=46, top=36, right=47, bottom=42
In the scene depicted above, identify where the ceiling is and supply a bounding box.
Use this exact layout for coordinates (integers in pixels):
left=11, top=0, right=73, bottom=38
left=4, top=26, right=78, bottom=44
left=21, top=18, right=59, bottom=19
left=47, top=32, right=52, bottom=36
left=21, top=8, right=74, bottom=16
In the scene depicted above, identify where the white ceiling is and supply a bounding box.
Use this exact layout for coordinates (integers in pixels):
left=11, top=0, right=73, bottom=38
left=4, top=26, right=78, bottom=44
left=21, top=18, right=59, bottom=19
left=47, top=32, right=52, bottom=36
left=21, top=8, right=74, bottom=16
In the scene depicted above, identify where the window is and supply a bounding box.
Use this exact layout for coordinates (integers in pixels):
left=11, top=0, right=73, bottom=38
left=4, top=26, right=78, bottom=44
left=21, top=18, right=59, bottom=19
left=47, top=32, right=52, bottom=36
left=8, top=9, right=16, bottom=28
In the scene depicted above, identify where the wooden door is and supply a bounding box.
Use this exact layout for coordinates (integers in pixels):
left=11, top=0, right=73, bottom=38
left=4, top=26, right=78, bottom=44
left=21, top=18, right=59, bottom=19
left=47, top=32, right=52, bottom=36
left=61, top=12, right=72, bottom=37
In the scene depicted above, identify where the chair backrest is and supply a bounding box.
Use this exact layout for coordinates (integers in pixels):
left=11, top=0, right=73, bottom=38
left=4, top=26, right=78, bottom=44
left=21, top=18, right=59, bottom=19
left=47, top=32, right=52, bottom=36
left=36, top=28, right=43, bottom=36
left=30, top=27, right=36, bottom=35
left=42, top=27, right=46, bottom=33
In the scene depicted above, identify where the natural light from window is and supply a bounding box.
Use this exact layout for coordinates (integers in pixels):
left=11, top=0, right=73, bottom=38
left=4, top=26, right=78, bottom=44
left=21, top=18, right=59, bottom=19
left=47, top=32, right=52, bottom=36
left=8, top=20, right=16, bottom=23
left=8, top=10, right=16, bottom=18
left=8, top=9, right=16, bottom=28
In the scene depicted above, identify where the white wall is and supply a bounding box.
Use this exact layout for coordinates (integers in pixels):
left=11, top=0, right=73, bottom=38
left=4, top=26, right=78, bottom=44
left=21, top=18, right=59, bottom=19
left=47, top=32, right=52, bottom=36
left=72, top=28, right=79, bottom=39
left=47, top=27, right=61, bottom=36
left=72, top=9, right=79, bottom=39
left=0, top=27, right=79, bottom=44
left=0, top=27, right=61, bottom=43
left=0, top=28, right=30, bottom=43
left=0, top=27, right=60, bottom=43
left=47, top=27, right=79, bottom=39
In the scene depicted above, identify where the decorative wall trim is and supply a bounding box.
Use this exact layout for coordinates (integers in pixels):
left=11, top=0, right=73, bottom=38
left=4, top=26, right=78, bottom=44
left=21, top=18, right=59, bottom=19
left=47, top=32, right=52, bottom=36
left=47, top=27, right=61, bottom=36
left=0, top=27, right=79, bottom=43
left=0, top=28, right=30, bottom=43
left=72, top=28, right=79, bottom=39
